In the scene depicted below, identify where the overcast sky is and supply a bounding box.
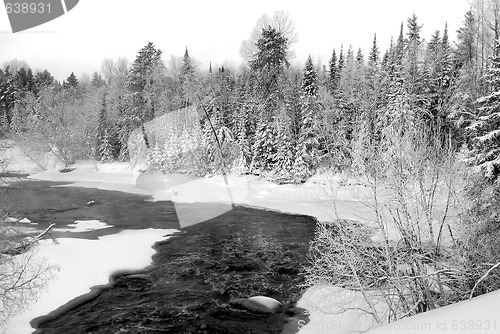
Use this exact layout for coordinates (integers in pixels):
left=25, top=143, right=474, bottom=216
left=0, top=0, right=472, bottom=81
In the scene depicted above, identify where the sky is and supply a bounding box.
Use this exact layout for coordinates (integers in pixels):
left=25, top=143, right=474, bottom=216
left=0, top=0, right=473, bottom=81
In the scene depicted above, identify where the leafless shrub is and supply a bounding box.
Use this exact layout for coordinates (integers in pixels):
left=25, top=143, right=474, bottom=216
left=0, top=172, right=55, bottom=325
left=304, top=122, right=469, bottom=325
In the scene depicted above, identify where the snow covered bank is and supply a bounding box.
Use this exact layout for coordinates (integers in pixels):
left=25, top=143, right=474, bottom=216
left=368, top=290, right=500, bottom=334
left=1, top=225, right=178, bottom=334
left=30, top=161, right=373, bottom=226
left=0, top=139, right=63, bottom=174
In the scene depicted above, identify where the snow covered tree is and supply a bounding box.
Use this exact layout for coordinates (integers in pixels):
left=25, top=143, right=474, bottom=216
left=99, top=130, right=114, bottom=163
left=249, top=26, right=290, bottom=171
left=250, top=25, right=290, bottom=102
left=406, top=13, right=423, bottom=90
left=338, top=45, right=345, bottom=75
left=123, top=42, right=163, bottom=153
left=272, top=109, right=295, bottom=179
left=328, top=48, right=338, bottom=94
left=63, top=72, right=79, bottom=89
left=293, top=56, right=320, bottom=182
left=251, top=118, right=277, bottom=171
left=180, top=48, right=199, bottom=107
left=368, top=34, right=379, bottom=67
left=96, top=94, right=114, bottom=162
left=467, top=40, right=500, bottom=179
left=356, top=48, right=364, bottom=66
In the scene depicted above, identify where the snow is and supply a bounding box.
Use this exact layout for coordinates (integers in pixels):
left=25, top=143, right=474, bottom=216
left=367, top=290, right=500, bottom=334
left=17, top=161, right=497, bottom=334
left=1, top=227, right=178, bottom=334
left=29, top=162, right=372, bottom=227
left=53, top=220, right=112, bottom=233
left=0, top=139, right=63, bottom=174
left=297, top=285, right=390, bottom=334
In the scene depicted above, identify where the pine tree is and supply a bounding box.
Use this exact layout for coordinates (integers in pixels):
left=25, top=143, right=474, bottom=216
left=124, top=42, right=163, bottom=152
left=467, top=40, right=500, bottom=179
left=293, top=56, right=320, bottom=182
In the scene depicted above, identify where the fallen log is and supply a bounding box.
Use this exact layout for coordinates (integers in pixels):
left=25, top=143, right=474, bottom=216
left=2, top=223, right=56, bottom=255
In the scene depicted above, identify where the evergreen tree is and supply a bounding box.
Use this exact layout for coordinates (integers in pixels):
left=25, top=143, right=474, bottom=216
left=273, top=111, right=295, bottom=178
left=180, top=48, right=198, bottom=107
left=467, top=40, right=500, bottom=179
left=338, top=45, right=345, bottom=76
left=123, top=41, right=163, bottom=153
left=64, top=72, right=79, bottom=89
left=249, top=26, right=290, bottom=171
left=456, top=10, right=476, bottom=67
left=96, top=94, right=114, bottom=162
left=0, top=67, right=15, bottom=129
left=439, top=23, right=454, bottom=90
left=356, top=48, right=364, bottom=66
left=251, top=118, right=278, bottom=171
left=34, top=69, right=54, bottom=93
left=328, top=48, right=338, bottom=93
left=368, top=34, right=380, bottom=67
left=293, top=56, right=320, bottom=182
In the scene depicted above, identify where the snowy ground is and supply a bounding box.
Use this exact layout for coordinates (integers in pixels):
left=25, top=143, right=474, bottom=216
left=1, top=222, right=177, bottom=334
left=2, top=160, right=497, bottom=333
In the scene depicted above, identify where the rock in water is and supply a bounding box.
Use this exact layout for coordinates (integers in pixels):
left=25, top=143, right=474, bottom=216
left=230, top=296, right=282, bottom=314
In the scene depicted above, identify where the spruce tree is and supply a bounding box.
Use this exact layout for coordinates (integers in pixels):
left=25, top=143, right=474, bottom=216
left=439, top=23, right=453, bottom=90
left=368, top=34, right=379, bottom=67
left=467, top=40, right=500, bottom=179
left=356, top=48, right=364, bottom=66
left=328, top=49, right=338, bottom=93
left=338, top=45, right=345, bottom=77
left=293, top=56, right=320, bottom=182
left=64, top=72, right=79, bottom=89
left=273, top=110, right=295, bottom=179
left=181, top=48, right=198, bottom=107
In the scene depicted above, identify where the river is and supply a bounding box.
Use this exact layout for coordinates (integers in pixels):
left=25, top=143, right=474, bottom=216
left=3, top=178, right=316, bottom=333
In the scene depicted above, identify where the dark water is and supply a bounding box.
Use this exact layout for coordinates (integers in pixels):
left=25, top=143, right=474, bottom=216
left=3, top=179, right=316, bottom=333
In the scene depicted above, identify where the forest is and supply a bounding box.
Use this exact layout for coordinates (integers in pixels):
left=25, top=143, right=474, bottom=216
left=1, top=2, right=500, bottom=323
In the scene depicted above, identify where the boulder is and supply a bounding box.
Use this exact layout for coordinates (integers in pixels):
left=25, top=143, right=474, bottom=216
left=230, top=296, right=282, bottom=314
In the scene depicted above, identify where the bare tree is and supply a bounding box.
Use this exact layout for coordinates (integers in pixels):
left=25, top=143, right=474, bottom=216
left=0, top=161, right=54, bottom=325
